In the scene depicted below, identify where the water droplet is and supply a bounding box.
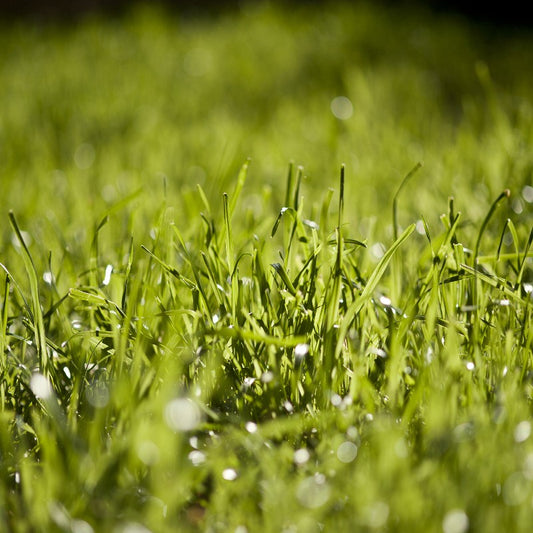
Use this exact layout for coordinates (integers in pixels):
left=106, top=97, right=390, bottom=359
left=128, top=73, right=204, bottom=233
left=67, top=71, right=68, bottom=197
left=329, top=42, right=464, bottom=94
left=330, top=394, right=342, bottom=407
left=102, top=264, right=113, bottom=286
left=11, top=230, right=32, bottom=249
left=330, top=96, right=353, bottom=120
left=442, top=509, right=469, bottom=533
left=222, top=468, right=238, bottom=481
left=85, top=382, right=109, bottom=408
left=245, top=421, right=258, bottom=434
left=502, top=472, right=528, bottom=506
left=294, top=343, right=309, bottom=363
left=522, top=185, right=533, bottom=203
left=514, top=421, right=531, bottom=443
left=212, top=313, right=220, bottom=324
left=346, top=426, right=359, bottom=440
left=30, top=373, right=53, bottom=400
left=63, top=367, right=71, bottom=379
left=261, top=371, right=274, bottom=383
left=243, top=377, right=255, bottom=389
left=283, top=400, right=294, bottom=413
left=364, top=501, right=389, bottom=529
left=71, top=519, right=94, bottom=533
left=336, top=441, right=358, bottom=463
left=370, top=243, right=385, bottom=260
left=511, top=198, right=523, bottom=214
left=164, top=398, right=201, bottom=432
left=465, top=361, right=475, bottom=371
left=188, top=450, right=206, bottom=467
left=379, top=295, right=392, bottom=307
left=296, top=475, right=331, bottom=509
left=43, top=271, right=54, bottom=284
left=117, top=523, right=152, bottom=533
left=415, top=220, right=426, bottom=234
left=303, top=219, right=319, bottom=230
left=294, top=448, right=310, bottom=465
left=137, top=441, right=160, bottom=466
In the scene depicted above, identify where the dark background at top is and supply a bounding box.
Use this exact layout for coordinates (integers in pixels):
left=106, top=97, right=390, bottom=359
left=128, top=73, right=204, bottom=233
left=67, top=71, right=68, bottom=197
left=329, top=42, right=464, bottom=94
left=0, top=0, right=531, bottom=29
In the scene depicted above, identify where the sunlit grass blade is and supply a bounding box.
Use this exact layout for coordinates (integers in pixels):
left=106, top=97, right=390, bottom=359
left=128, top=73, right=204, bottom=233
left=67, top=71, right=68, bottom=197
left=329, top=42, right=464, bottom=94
left=392, top=162, right=422, bottom=241
left=9, top=211, right=50, bottom=378
left=335, top=223, right=416, bottom=360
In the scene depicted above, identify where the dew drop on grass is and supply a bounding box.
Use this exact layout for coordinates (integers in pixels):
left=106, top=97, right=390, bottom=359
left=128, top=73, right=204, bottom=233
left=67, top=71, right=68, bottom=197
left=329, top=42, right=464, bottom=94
left=415, top=220, right=426, bottom=234
left=117, top=522, right=152, bottom=533
left=222, top=468, right=238, bottom=481
left=370, top=243, right=385, bottom=260
left=283, top=400, right=294, bottom=413
left=330, top=394, right=342, bottom=407
left=294, top=448, right=310, bottom=465
left=511, top=198, right=523, bottom=214
left=502, top=472, right=528, bottom=506
left=379, top=295, right=392, bottom=307
left=43, top=271, right=54, bottom=284
left=243, top=377, right=255, bottom=390
left=465, top=361, right=475, bottom=371
left=86, top=382, right=110, bottom=408
left=336, top=441, right=358, bottom=463
left=102, top=264, right=113, bottom=286
left=11, top=230, right=32, bottom=249
left=164, top=398, right=201, bottom=432
left=513, top=421, right=531, bottom=443
left=261, top=371, right=274, bottom=383
left=296, top=475, right=331, bottom=509
left=294, top=343, right=309, bottom=363
left=442, top=509, right=469, bottom=533
left=188, top=450, right=206, bottom=467
left=522, top=185, right=533, bottom=203
left=364, top=501, right=389, bottom=529
left=245, top=421, right=258, bottom=433
left=346, top=426, right=359, bottom=441
left=30, top=373, right=53, bottom=400
left=330, top=96, right=353, bottom=120
left=137, top=440, right=160, bottom=466
left=71, top=519, right=94, bottom=533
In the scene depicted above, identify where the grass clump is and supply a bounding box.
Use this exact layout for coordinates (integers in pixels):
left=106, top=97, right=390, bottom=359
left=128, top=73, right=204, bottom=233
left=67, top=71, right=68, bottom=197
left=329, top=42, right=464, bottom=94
left=1, top=2, right=533, bottom=532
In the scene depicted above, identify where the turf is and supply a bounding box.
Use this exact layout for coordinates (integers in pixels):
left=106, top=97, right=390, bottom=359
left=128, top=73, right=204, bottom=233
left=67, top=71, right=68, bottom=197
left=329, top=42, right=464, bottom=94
left=1, top=2, right=533, bottom=532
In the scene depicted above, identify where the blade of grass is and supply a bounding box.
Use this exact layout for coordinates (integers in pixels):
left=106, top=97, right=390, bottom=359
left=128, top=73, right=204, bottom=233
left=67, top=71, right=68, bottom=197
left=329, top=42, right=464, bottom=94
left=392, top=162, right=422, bottom=241
left=9, top=211, right=50, bottom=378
left=335, top=223, right=416, bottom=360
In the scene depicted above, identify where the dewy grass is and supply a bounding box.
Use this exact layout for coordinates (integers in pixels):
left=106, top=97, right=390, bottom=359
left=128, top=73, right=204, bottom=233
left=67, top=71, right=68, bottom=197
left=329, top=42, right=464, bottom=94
left=0, top=1, right=533, bottom=532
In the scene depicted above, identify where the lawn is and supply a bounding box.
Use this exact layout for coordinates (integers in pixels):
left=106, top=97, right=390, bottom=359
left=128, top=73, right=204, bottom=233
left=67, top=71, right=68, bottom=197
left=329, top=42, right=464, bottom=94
left=1, top=2, right=533, bottom=531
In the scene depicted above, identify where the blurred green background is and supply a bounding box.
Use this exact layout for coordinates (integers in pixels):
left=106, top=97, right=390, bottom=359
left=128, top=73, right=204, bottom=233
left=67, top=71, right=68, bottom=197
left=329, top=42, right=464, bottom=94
left=1, top=0, right=532, bottom=255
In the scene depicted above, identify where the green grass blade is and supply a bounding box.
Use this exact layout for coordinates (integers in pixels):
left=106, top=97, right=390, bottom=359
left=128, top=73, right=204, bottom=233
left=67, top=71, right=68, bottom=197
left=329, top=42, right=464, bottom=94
left=9, top=211, right=50, bottom=377
left=335, top=223, right=416, bottom=360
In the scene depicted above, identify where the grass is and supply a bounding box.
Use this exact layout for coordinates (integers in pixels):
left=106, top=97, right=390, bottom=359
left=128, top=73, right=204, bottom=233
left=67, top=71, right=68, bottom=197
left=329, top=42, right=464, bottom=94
left=1, top=1, right=533, bottom=531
